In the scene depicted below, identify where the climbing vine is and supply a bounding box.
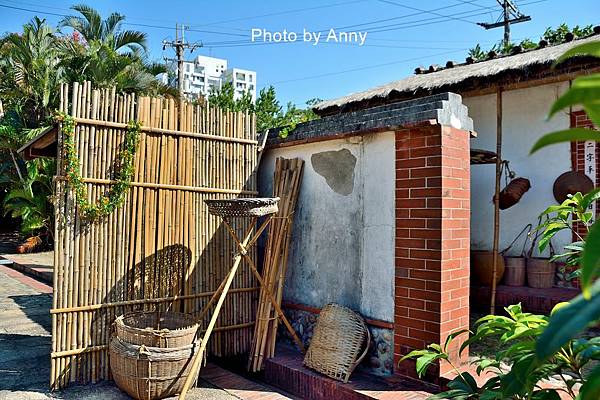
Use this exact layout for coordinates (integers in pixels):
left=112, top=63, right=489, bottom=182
left=55, top=111, right=141, bottom=221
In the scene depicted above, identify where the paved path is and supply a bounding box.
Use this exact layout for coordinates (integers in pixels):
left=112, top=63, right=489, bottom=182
left=0, top=265, right=293, bottom=400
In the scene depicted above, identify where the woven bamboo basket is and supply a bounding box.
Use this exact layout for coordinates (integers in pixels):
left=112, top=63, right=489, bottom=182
left=205, top=197, right=279, bottom=217
left=303, top=303, right=370, bottom=383
left=115, top=311, right=198, bottom=348
left=110, top=337, right=198, bottom=400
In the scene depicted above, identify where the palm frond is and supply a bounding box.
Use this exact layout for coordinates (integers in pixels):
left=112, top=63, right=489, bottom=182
left=112, top=30, right=147, bottom=52
left=69, top=4, right=103, bottom=41
left=103, top=12, right=125, bottom=37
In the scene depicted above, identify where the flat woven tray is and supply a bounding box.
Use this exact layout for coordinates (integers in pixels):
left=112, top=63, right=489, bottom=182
left=205, top=197, right=279, bottom=217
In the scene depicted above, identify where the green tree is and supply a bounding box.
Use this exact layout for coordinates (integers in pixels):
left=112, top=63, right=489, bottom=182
left=0, top=17, right=63, bottom=126
left=255, top=86, right=282, bottom=132
left=59, top=4, right=147, bottom=52
left=208, top=82, right=243, bottom=112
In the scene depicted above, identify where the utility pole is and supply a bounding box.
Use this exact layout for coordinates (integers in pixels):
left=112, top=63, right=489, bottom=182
left=162, top=24, right=201, bottom=127
left=478, top=0, right=531, bottom=46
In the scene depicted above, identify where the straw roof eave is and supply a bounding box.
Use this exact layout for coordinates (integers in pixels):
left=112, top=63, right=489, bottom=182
left=314, top=35, right=600, bottom=116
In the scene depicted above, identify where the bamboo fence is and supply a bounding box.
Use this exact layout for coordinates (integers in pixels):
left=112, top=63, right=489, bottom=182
left=51, top=81, right=259, bottom=390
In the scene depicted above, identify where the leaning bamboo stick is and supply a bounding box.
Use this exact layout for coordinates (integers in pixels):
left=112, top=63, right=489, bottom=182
left=178, top=217, right=258, bottom=400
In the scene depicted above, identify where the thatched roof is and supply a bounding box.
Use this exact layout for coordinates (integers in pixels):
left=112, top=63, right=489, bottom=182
left=314, top=34, right=600, bottom=116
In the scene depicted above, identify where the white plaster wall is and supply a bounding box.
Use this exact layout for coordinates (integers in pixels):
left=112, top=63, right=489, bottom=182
left=464, top=82, right=572, bottom=256
left=258, top=132, right=395, bottom=322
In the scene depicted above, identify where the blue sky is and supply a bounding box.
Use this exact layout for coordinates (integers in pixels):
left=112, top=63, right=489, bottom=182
left=0, top=0, right=598, bottom=106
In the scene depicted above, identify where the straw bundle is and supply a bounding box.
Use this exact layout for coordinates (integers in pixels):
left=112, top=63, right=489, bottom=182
left=247, top=157, right=304, bottom=372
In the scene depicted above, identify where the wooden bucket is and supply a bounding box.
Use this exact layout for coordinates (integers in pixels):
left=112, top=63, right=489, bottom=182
left=503, top=256, right=526, bottom=286
left=471, top=250, right=505, bottom=286
left=527, top=258, right=556, bottom=288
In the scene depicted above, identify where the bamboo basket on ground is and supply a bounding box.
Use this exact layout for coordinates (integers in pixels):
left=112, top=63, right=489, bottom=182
left=303, top=304, right=370, bottom=383
left=110, top=337, right=198, bottom=400
left=115, top=311, right=198, bottom=348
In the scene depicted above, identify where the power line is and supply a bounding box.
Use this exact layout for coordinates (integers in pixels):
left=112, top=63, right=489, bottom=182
left=325, top=1, right=477, bottom=31
left=188, top=0, right=367, bottom=28
left=0, top=3, right=66, bottom=18
left=266, top=49, right=468, bottom=85
left=376, top=0, right=479, bottom=25
left=0, top=2, right=248, bottom=37
left=357, top=0, right=548, bottom=34
left=201, top=1, right=545, bottom=49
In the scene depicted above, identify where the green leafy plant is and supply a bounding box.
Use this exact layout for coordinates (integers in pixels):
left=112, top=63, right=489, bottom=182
left=4, top=158, right=55, bottom=237
left=468, top=44, right=486, bottom=61
left=535, top=191, right=600, bottom=277
left=58, top=112, right=140, bottom=221
left=529, top=40, right=600, bottom=400
left=543, top=24, right=593, bottom=45
left=466, top=24, right=595, bottom=63
left=401, top=304, right=598, bottom=399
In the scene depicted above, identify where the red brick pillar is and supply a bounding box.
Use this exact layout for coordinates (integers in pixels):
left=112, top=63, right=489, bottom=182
left=570, top=111, right=598, bottom=238
left=394, top=123, right=470, bottom=380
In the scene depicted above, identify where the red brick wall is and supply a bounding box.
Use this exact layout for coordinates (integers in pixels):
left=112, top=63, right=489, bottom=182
left=570, top=110, right=599, bottom=241
left=394, top=123, right=470, bottom=380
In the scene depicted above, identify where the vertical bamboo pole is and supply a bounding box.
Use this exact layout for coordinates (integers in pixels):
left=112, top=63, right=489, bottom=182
left=491, top=88, right=503, bottom=315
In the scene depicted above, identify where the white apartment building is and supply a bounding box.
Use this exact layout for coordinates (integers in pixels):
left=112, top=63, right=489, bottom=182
left=166, top=55, right=257, bottom=102
left=223, top=68, right=257, bottom=102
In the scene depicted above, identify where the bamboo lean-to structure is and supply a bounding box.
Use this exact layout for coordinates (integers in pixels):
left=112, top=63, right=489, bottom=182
left=248, top=157, right=305, bottom=372
left=51, top=81, right=260, bottom=390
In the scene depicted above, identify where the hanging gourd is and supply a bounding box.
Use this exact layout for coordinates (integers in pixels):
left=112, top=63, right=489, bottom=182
left=495, top=161, right=531, bottom=210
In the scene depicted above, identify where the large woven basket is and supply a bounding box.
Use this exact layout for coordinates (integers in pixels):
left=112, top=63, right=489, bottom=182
left=204, top=197, right=279, bottom=217
left=110, top=337, right=198, bottom=400
left=304, top=303, right=370, bottom=383
left=115, top=311, right=198, bottom=348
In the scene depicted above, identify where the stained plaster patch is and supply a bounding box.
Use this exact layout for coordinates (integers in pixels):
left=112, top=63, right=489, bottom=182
left=311, top=149, right=356, bottom=195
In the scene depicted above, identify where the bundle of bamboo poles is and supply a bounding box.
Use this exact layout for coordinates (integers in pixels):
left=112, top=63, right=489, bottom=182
left=248, top=157, right=304, bottom=372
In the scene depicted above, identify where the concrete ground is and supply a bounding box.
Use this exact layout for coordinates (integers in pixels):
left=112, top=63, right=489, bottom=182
left=0, top=264, right=291, bottom=400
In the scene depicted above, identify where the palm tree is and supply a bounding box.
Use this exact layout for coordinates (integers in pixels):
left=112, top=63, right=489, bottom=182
left=0, top=17, right=63, bottom=125
left=59, top=4, right=147, bottom=52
